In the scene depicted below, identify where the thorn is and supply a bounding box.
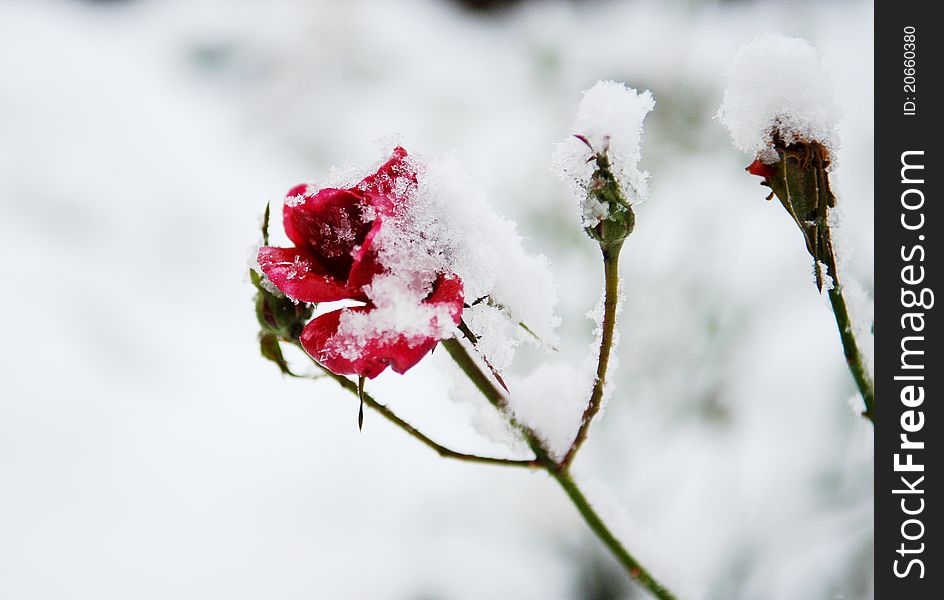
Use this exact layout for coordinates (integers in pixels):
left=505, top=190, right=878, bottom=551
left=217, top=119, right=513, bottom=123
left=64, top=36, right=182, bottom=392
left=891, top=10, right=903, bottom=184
left=357, top=376, right=365, bottom=431
left=814, top=262, right=824, bottom=293
left=458, top=318, right=509, bottom=393
left=492, top=369, right=510, bottom=393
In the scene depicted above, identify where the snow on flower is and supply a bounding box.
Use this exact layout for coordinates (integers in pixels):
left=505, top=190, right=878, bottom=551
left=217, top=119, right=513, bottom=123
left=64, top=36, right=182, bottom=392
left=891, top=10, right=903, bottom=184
left=257, top=147, right=416, bottom=303
left=717, top=33, right=841, bottom=163
left=552, top=80, right=655, bottom=228
left=258, top=146, right=463, bottom=379
left=258, top=145, right=559, bottom=379
left=302, top=273, right=464, bottom=379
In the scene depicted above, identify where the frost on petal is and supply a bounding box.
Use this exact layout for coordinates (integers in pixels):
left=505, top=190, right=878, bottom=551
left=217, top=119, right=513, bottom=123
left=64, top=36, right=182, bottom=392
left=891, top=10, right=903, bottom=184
left=331, top=273, right=464, bottom=359
left=717, top=34, right=841, bottom=163
left=300, top=308, right=390, bottom=379
left=346, top=217, right=386, bottom=291
left=282, top=187, right=375, bottom=280
left=270, top=145, right=558, bottom=379
left=306, top=275, right=463, bottom=379
left=552, top=80, right=655, bottom=227
left=358, top=145, right=417, bottom=216
left=256, top=246, right=358, bottom=303
left=350, top=150, right=557, bottom=362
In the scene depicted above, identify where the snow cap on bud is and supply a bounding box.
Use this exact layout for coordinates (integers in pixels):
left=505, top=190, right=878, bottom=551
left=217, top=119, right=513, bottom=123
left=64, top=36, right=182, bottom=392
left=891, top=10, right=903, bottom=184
left=717, top=33, right=841, bottom=164
left=718, top=35, right=844, bottom=292
left=553, top=81, right=654, bottom=250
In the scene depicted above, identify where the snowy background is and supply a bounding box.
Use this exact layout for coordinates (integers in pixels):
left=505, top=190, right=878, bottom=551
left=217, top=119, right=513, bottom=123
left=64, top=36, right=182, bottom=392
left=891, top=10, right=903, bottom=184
left=0, top=0, right=873, bottom=599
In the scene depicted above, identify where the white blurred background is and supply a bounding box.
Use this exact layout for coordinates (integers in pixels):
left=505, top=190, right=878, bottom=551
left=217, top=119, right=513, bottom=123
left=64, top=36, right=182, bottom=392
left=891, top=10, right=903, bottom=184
left=0, top=0, right=873, bottom=598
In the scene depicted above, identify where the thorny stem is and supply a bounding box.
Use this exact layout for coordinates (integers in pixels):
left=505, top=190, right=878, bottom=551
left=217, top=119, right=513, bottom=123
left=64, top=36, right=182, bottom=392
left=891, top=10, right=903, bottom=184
left=457, top=318, right=510, bottom=392
left=441, top=338, right=506, bottom=409
left=827, top=283, right=875, bottom=422
left=282, top=335, right=675, bottom=599
left=441, top=337, right=547, bottom=459
left=442, top=336, right=677, bottom=600
left=280, top=311, right=675, bottom=597
left=561, top=242, right=622, bottom=470
left=288, top=339, right=537, bottom=468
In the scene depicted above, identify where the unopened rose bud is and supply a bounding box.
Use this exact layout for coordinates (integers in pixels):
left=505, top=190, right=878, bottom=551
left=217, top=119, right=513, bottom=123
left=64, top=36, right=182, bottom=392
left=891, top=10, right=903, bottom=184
left=582, top=145, right=635, bottom=251
left=718, top=34, right=843, bottom=291
left=746, top=139, right=838, bottom=291
left=553, top=81, right=654, bottom=254
left=250, top=269, right=314, bottom=339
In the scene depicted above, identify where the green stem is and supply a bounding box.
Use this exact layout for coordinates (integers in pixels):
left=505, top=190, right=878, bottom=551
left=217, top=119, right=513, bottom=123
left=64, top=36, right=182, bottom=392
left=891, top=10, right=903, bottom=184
left=443, top=336, right=677, bottom=600
left=550, top=470, right=678, bottom=600
left=561, top=242, right=622, bottom=470
left=290, top=335, right=676, bottom=599
left=290, top=340, right=537, bottom=468
left=457, top=318, right=510, bottom=392
left=767, top=141, right=874, bottom=424
left=441, top=337, right=508, bottom=411
left=441, top=337, right=550, bottom=460
left=827, top=284, right=875, bottom=422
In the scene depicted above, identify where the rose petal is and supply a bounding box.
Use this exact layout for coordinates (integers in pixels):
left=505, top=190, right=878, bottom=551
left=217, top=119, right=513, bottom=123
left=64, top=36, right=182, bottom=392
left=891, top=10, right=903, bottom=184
left=347, top=217, right=386, bottom=291
left=359, top=146, right=417, bottom=216
left=426, top=273, right=464, bottom=324
left=300, top=307, right=390, bottom=379
left=381, top=273, right=464, bottom=375
left=302, top=310, right=438, bottom=379
left=299, top=274, right=464, bottom=379
left=257, top=247, right=360, bottom=303
left=746, top=159, right=777, bottom=179
left=282, top=187, right=374, bottom=280
left=382, top=336, right=440, bottom=375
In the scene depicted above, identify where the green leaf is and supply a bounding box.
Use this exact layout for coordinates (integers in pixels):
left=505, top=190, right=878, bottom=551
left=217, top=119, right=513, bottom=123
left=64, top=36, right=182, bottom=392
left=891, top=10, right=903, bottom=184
left=261, top=201, right=271, bottom=246
left=249, top=268, right=263, bottom=290
left=259, top=333, right=300, bottom=377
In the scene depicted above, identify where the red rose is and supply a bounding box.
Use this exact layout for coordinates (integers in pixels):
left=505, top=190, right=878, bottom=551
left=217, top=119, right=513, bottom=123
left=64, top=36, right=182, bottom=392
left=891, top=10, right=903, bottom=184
left=257, top=146, right=416, bottom=302
left=257, top=147, right=464, bottom=379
